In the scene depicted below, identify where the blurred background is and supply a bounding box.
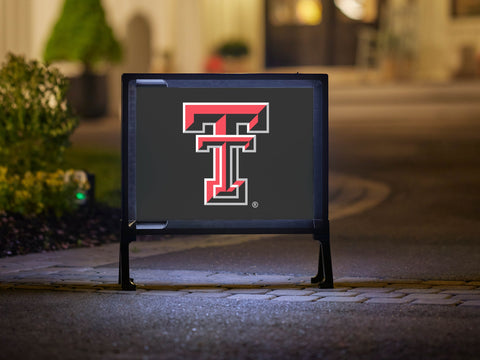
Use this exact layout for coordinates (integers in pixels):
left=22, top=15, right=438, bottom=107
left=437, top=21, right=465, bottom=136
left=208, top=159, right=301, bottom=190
left=1, top=0, right=479, bottom=118
left=1, top=0, right=480, bottom=294
left=1, top=0, right=480, bottom=236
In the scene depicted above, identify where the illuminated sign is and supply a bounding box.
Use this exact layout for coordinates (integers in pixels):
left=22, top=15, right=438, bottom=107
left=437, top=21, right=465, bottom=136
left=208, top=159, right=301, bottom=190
left=120, top=74, right=332, bottom=290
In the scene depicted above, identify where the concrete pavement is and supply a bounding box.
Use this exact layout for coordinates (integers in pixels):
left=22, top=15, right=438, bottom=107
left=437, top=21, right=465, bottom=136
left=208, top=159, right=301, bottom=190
left=1, top=226, right=479, bottom=306
left=0, top=169, right=478, bottom=306
left=3, top=81, right=480, bottom=306
left=1, top=169, right=477, bottom=306
left=1, top=269, right=480, bottom=307
left=1, top=81, right=480, bottom=359
left=0, top=172, right=406, bottom=302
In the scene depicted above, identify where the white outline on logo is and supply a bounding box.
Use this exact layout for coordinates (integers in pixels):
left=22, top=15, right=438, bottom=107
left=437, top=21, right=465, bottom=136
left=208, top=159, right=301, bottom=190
left=183, top=102, right=269, bottom=206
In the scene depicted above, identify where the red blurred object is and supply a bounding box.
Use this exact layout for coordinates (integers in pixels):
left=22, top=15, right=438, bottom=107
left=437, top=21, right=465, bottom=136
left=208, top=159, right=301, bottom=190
left=205, top=55, right=225, bottom=72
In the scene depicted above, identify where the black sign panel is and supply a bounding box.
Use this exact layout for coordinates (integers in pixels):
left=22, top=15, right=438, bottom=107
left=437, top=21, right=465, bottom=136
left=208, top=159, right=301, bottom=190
left=136, top=87, right=313, bottom=221
left=120, top=74, right=332, bottom=290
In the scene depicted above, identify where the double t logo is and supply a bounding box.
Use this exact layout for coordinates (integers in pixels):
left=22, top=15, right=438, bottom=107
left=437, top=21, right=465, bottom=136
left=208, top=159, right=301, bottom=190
left=183, top=102, right=269, bottom=206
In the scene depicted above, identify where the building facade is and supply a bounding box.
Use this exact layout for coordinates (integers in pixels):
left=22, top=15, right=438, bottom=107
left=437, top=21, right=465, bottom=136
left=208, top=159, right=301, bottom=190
left=1, top=0, right=479, bottom=112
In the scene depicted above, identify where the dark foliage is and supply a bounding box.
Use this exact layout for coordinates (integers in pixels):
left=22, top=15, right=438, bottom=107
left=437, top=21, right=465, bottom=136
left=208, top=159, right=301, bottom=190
left=217, top=40, right=249, bottom=58
left=0, top=205, right=120, bottom=257
left=0, top=53, right=78, bottom=175
left=43, top=0, right=122, bottom=70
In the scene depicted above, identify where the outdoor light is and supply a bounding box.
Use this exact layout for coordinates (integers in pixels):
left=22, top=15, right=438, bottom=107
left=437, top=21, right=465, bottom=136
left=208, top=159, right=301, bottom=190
left=334, top=0, right=367, bottom=21
left=269, top=0, right=322, bottom=26
left=65, top=170, right=95, bottom=206
left=76, top=192, right=87, bottom=201
left=296, top=0, right=322, bottom=25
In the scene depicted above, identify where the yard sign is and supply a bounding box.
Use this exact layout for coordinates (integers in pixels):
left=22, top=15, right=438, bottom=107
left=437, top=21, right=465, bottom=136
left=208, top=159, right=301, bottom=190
left=120, top=74, right=332, bottom=290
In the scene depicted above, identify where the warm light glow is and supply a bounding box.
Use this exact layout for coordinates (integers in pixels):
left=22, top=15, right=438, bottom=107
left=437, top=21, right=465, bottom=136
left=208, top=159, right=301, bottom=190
left=334, top=0, right=367, bottom=21
left=269, top=0, right=322, bottom=26
left=296, top=0, right=322, bottom=25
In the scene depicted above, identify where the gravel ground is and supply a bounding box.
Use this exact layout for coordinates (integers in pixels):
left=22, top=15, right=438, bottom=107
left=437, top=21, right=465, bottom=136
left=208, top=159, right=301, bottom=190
left=0, top=205, right=120, bottom=257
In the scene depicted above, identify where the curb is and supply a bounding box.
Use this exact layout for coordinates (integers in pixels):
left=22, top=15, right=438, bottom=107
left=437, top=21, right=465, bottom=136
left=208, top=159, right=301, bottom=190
left=1, top=278, right=479, bottom=307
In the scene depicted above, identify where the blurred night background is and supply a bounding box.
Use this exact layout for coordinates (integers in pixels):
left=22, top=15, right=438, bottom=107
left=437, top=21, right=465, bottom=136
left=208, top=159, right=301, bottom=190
left=1, top=4, right=480, bottom=358
left=1, top=0, right=480, bottom=256
left=2, top=0, right=479, bottom=119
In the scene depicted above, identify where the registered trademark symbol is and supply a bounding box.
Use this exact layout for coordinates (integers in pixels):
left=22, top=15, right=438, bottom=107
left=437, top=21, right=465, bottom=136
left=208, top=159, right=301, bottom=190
left=252, top=201, right=259, bottom=208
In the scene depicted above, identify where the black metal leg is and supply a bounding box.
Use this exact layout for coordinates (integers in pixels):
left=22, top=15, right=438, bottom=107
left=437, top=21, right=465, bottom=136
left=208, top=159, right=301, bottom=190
left=311, top=237, right=334, bottom=288
left=118, top=243, right=122, bottom=285
left=320, top=240, right=334, bottom=288
left=119, top=220, right=136, bottom=291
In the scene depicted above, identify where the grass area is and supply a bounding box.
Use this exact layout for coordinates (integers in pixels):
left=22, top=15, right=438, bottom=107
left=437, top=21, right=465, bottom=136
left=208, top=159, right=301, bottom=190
left=63, top=147, right=121, bottom=208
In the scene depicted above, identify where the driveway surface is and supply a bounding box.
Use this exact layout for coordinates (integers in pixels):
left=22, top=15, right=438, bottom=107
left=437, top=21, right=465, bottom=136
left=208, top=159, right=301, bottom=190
left=1, top=82, right=480, bottom=360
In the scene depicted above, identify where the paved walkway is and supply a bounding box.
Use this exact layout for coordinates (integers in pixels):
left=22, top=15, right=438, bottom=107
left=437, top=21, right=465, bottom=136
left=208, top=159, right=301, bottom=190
left=1, top=269, right=479, bottom=307
left=1, top=169, right=478, bottom=307
left=1, top=232, right=479, bottom=307
left=4, top=81, right=480, bottom=308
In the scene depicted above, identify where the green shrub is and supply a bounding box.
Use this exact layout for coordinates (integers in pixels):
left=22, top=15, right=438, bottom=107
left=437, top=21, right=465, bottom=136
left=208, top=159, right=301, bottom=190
left=0, top=54, right=84, bottom=217
left=0, top=53, right=78, bottom=175
left=43, top=0, right=122, bottom=71
left=217, top=40, right=249, bottom=58
left=0, top=167, right=89, bottom=217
